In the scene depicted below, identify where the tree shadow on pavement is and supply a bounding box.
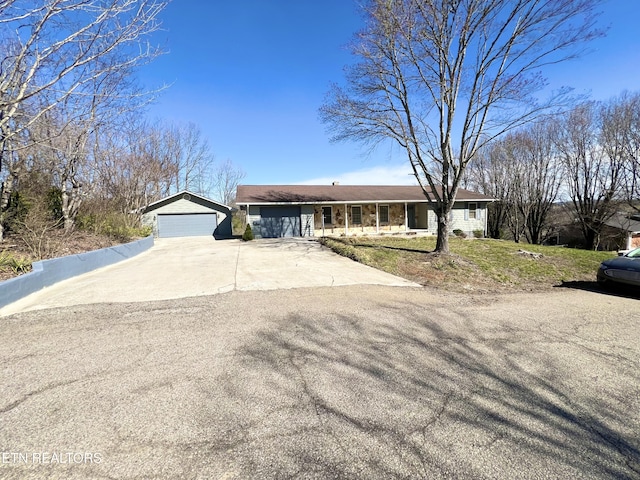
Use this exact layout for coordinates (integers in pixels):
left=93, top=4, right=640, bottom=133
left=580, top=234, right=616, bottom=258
left=214, top=304, right=640, bottom=479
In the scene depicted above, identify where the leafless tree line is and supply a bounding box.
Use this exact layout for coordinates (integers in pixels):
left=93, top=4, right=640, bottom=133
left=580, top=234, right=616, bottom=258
left=466, top=93, right=640, bottom=249
left=321, top=0, right=602, bottom=253
left=0, top=0, right=168, bottom=240
left=93, top=120, right=244, bottom=216
left=0, top=1, right=244, bottom=242
left=3, top=112, right=245, bottom=240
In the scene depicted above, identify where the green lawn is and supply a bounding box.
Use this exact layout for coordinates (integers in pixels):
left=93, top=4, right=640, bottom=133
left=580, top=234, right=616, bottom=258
left=321, top=236, right=616, bottom=291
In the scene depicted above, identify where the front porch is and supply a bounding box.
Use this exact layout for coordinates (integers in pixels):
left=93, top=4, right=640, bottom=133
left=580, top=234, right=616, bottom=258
left=313, top=202, right=432, bottom=237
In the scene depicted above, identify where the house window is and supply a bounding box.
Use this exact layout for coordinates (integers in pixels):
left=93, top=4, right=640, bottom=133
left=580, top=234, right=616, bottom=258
left=322, top=206, right=332, bottom=225
left=468, top=203, right=477, bottom=219
left=379, top=205, right=389, bottom=223
left=351, top=205, right=362, bottom=225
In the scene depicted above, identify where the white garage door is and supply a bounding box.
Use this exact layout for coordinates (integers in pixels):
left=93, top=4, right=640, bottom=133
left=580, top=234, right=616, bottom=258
left=157, top=213, right=218, bottom=238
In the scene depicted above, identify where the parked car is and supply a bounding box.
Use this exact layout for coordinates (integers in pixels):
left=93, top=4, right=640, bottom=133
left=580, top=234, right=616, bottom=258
left=597, top=247, right=640, bottom=289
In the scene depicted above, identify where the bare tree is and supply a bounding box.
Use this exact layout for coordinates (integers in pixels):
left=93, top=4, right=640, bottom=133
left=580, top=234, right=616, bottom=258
left=466, top=141, right=515, bottom=240
left=321, top=0, right=602, bottom=253
left=47, top=115, right=89, bottom=231
left=471, top=132, right=548, bottom=244
left=213, top=158, right=245, bottom=206
left=94, top=119, right=175, bottom=220
left=31, top=90, right=95, bottom=231
left=557, top=101, right=625, bottom=249
left=166, top=122, right=215, bottom=196
left=0, top=0, right=166, bottom=143
left=600, top=92, right=640, bottom=213
left=511, top=121, right=563, bottom=244
left=92, top=119, right=220, bottom=224
left=0, top=0, right=168, bottom=239
left=499, top=137, right=528, bottom=243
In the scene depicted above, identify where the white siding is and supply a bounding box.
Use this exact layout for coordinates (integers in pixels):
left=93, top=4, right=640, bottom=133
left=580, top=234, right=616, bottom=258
left=152, top=198, right=216, bottom=214
left=415, top=203, right=429, bottom=229
left=425, top=209, right=437, bottom=234
left=301, top=205, right=314, bottom=237
left=450, top=202, right=485, bottom=236
left=424, top=203, right=487, bottom=236
left=246, top=205, right=262, bottom=237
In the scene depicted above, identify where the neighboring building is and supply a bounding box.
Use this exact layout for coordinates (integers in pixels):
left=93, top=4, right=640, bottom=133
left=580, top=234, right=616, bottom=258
left=142, top=191, right=232, bottom=238
left=236, top=184, right=492, bottom=239
left=602, top=213, right=640, bottom=251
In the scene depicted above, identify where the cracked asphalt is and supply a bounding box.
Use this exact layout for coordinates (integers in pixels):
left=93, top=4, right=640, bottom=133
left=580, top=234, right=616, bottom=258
left=1, top=284, right=639, bottom=479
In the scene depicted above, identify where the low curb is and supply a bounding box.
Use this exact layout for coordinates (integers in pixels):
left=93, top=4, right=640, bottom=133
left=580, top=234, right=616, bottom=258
left=0, top=235, right=154, bottom=310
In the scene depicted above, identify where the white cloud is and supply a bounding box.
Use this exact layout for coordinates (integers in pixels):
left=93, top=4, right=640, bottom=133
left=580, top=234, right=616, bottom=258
left=297, top=164, right=418, bottom=186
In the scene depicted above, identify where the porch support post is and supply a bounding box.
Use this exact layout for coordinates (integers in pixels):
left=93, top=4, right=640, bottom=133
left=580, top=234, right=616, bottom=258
left=321, top=205, right=325, bottom=237
left=404, top=202, right=408, bottom=231
left=345, top=203, right=349, bottom=235
left=484, top=202, right=488, bottom=238
left=376, top=203, right=379, bottom=234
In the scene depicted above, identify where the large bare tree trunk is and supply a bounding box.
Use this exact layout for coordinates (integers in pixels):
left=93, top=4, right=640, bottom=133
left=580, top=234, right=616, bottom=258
left=0, top=181, right=10, bottom=242
left=0, top=154, right=21, bottom=242
left=61, top=185, right=82, bottom=232
left=435, top=211, right=449, bottom=253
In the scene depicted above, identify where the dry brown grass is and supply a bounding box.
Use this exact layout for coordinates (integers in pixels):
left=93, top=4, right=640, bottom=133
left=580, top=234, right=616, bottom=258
left=0, top=230, right=122, bottom=281
left=321, top=236, right=616, bottom=292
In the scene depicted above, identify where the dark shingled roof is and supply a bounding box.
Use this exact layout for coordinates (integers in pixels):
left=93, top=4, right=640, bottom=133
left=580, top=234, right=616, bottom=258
left=604, top=213, right=640, bottom=233
left=236, top=185, right=493, bottom=204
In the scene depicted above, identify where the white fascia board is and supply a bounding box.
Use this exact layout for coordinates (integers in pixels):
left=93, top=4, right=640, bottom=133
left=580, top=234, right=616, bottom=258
left=146, top=190, right=231, bottom=211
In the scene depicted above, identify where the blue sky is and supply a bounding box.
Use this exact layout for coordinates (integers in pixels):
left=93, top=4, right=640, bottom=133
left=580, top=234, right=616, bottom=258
left=140, top=0, right=640, bottom=186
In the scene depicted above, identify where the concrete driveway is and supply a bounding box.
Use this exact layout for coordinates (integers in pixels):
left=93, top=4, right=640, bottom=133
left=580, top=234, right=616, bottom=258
left=0, top=237, right=418, bottom=315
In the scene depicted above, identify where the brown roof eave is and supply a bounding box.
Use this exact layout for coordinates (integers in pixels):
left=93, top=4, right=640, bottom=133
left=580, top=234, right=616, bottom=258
left=236, top=198, right=495, bottom=205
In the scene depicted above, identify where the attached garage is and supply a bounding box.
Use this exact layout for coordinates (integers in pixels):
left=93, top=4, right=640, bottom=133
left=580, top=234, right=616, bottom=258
left=259, top=206, right=301, bottom=238
left=142, top=191, right=232, bottom=238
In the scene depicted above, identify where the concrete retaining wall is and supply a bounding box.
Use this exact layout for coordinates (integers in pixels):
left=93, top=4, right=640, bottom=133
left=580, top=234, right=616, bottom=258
left=0, top=235, right=154, bottom=309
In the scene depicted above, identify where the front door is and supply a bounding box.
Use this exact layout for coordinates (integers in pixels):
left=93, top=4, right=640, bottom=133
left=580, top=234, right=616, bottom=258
left=407, top=205, right=416, bottom=229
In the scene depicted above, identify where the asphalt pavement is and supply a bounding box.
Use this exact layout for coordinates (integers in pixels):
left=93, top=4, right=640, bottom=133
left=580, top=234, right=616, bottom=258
left=0, top=284, right=638, bottom=479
